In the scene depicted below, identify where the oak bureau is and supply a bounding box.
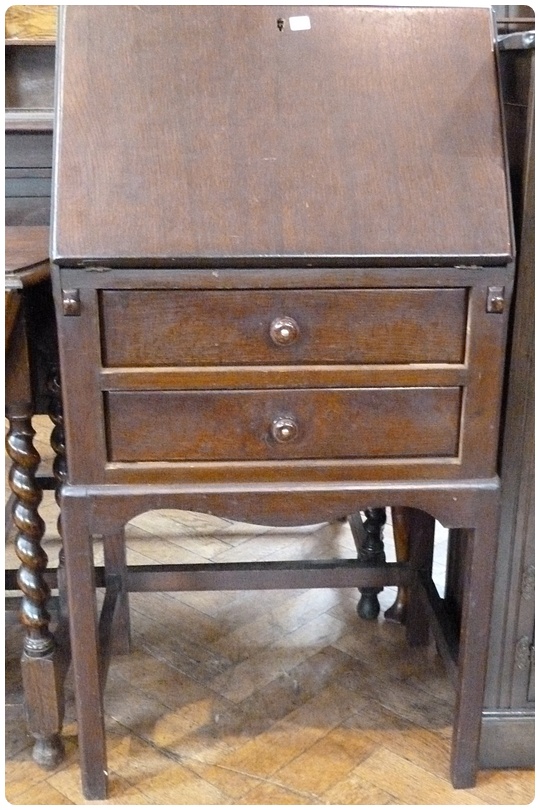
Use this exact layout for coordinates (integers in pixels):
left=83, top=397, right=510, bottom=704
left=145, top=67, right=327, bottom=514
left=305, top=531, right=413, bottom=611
left=50, top=6, right=514, bottom=799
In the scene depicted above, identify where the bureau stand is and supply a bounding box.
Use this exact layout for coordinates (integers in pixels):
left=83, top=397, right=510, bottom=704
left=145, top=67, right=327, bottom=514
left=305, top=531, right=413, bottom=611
left=51, top=6, right=514, bottom=800
left=58, top=475, right=501, bottom=799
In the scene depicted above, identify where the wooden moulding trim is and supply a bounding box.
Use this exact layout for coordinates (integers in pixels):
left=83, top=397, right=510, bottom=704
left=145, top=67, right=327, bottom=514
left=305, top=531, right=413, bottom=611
left=63, top=477, right=500, bottom=499
left=99, top=365, right=469, bottom=391
left=61, top=477, right=500, bottom=533
left=57, top=264, right=514, bottom=291
left=52, top=253, right=514, bottom=269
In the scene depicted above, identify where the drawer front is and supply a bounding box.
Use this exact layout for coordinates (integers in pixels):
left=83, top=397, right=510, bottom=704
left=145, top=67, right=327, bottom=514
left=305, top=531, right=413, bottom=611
left=105, top=387, right=461, bottom=462
left=100, top=288, right=467, bottom=367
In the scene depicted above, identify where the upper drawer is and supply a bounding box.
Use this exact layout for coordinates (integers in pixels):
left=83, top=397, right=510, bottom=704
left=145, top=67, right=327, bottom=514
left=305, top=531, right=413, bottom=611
left=100, top=288, right=467, bottom=367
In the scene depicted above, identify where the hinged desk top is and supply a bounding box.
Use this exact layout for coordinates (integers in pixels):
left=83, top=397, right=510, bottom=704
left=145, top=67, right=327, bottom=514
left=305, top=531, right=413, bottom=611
left=52, top=5, right=512, bottom=268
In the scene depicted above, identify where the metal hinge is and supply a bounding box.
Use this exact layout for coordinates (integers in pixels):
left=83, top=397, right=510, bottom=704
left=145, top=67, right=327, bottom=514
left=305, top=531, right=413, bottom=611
left=486, top=286, right=505, bottom=313
left=515, top=636, right=534, bottom=671
left=62, top=289, right=81, bottom=316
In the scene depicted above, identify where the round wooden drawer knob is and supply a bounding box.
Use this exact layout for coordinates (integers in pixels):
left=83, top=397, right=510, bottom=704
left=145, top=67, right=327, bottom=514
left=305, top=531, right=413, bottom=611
left=271, top=417, right=299, bottom=443
left=269, top=316, right=299, bottom=346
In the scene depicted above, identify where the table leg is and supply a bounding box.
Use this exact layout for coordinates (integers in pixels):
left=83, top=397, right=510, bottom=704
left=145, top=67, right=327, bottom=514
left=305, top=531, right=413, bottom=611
left=451, top=509, right=499, bottom=788
left=48, top=370, right=69, bottom=619
left=384, top=506, right=411, bottom=623
left=6, top=404, right=65, bottom=768
left=349, top=508, right=387, bottom=619
left=403, top=508, right=434, bottom=647
left=62, top=493, right=108, bottom=800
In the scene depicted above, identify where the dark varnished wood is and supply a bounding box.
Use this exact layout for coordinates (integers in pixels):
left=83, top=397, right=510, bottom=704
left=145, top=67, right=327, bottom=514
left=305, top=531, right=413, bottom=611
left=480, top=43, right=534, bottom=766
left=52, top=6, right=512, bottom=267
left=51, top=5, right=514, bottom=799
left=6, top=411, right=50, bottom=655
left=5, top=225, right=66, bottom=770
left=100, top=288, right=467, bottom=367
left=5, top=225, right=50, bottom=286
left=384, top=507, right=414, bottom=624
left=105, top=387, right=461, bottom=463
left=349, top=509, right=387, bottom=621
left=55, top=266, right=512, bottom=486
left=5, top=12, right=55, bottom=225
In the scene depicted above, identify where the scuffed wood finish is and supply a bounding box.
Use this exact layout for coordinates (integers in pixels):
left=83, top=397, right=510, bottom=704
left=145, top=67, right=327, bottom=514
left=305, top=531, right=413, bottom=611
left=58, top=267, right=511, bottom=487
left=6, top=411, right=50, bottom=655
left=52, top=6, right=512, bottom=266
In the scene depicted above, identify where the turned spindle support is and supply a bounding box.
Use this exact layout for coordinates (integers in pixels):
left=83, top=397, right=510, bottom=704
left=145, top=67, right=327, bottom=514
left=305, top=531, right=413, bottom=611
left=48, top=371, right=68, bottom=619
left=349, top=508, right=387, bottom=620
left=6, top=405, right=65, bottom=768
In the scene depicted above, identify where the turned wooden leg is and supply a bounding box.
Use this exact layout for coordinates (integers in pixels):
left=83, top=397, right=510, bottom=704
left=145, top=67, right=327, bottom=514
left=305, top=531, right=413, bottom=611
left=384, top=506, right=411, bottom=624
left=48, top=370, right=68, bottom=619
left=6, top=405, right=65, bottom=768
left=349, top=508, right=386, bottom=620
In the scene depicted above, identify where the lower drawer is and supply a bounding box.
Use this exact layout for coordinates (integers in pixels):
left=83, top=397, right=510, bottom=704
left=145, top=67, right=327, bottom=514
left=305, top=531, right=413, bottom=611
left=105, top=387, right=461, bottom=462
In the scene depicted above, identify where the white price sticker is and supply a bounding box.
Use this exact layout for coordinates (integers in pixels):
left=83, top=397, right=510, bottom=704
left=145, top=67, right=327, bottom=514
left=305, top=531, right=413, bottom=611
left=289, top=16, right=311, bottom=31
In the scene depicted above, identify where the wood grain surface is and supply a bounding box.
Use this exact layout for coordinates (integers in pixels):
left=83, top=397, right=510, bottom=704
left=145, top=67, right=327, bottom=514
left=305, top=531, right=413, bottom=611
left=52, top=6, right=512, bottom=266
left=5, top=226, right=49, bottom=274
left=105, top=387, right=461, bottom=463
left=100, top=288, right=467, bottom=367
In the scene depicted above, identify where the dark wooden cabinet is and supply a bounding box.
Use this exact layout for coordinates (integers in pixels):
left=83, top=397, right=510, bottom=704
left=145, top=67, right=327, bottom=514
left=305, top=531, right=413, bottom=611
left=7, top=4, right=533, bottom=799
left=46, top=7, right=516, bottom=799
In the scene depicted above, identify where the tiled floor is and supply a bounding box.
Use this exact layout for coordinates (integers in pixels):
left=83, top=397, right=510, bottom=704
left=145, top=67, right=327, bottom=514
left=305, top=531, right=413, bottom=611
left=5, top=415, right=535, bottom=804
